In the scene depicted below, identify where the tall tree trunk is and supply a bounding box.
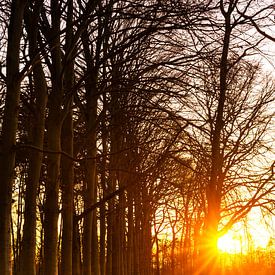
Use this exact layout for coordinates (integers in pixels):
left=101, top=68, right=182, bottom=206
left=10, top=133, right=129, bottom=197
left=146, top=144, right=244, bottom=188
left=60, top=0, right=74, bottom=273
left=99, top=108, right=107, bottom=275
left=119, top=191, right=126, bottom=275
left=99, top=197, right=106, bottom=275
left=73, top=220, right=82, bottom=275
left=19, top=3, right=48, bottom=274
left=142, top=205, right=152, bottom=275
left=109, top=88, right=126, bottom=275
left=60, top=108, right=74, bottom=275
left=106, top=199, right=114, bottom=275
left=92, top=201, right=100, bottom=274
left=127, top=193, right=134, bottom=275
left=81, top=19, right=100, bottom=273
left=82, top=123, right=98, bottom=275
left=43, top=1, right=64, bottom=271
left=82, top=74, right=99, bottom=275
left=0, top=1, right=27, bottom=274
left=200, top=2, right=232, bottom=274
left=133, top=194, right=141, bottom=275
left=44, top=121, right=62, bottom=275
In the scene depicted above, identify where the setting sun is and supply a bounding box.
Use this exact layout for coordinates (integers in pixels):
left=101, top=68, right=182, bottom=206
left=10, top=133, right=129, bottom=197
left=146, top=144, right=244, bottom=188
left=2, top=1, right=275, bottom=274
left=218, top=233, right=242, bottom=254
left=218, top=212, right=272, bottom=255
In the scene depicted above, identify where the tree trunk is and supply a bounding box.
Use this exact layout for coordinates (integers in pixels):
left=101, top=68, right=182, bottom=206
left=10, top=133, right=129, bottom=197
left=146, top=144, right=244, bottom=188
left=19, top=3, right=48, bottom=274
left=0, top=1, right=27, bottom=274
left=72, top=218, right=82, bottom=275
left=134, top=194, right=141, bottom=275
left=82, top=133, right=98, bottom=275
left=60, top=0, right=74, bottom=273
left=127, top=193, right=134, bottom=275
left=44, top=123, right=62, bottom=275
left=142, top=206, right=152, bottom=275
left=81, top=20, right=100, bottom=273
left=200, top=2, right=232, bottom=274
left=109, top=88, right=126, bottom=275
left=60, top=109, right=74, bottom=275
left=99, top=199, right=106, bottom=275
left=106, top=200, right=113, bottom=275
left=92, top=204, right=100, bottom=274
left=99, top=112, right=107, bottom=275
left=82, top=74, right=99, bottom=275
left=43, top=1, right=64, bottom=273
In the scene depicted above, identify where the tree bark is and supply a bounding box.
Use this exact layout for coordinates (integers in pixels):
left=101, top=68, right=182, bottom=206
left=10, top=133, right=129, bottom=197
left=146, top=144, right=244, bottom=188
left=73, top=220, right=82, bottom=275
left=99, top=107, right=107, bottom=275
left=60, top=109, right=74, bottom=275
left=200, top=1, right=232, bottom=274
left=127, top=193, right=134, bottom=275
left=19, top=3, right=48, bottom=274
left=82, top=123, right=98, bottom=275
left=60, top=0, right=74, bottom=273
left=44, top=123, right=62, bottom=275
left=43, top=2, right=64, bottom=272
left=0, top=1, right=27, bottom=274
left=81, top=18, right=100, bottom=273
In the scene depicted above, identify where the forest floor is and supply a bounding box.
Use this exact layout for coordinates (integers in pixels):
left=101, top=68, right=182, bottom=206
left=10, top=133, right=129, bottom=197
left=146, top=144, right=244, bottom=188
left=208, top=262, right=275, bottom=275
left=161, top=261, right=275, bottom=274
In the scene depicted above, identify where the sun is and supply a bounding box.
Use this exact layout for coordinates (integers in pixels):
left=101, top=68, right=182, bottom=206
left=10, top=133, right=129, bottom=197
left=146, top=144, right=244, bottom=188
left=217, top=232, right=242, bottom=254
left=217, top=212, right=271, bottom=254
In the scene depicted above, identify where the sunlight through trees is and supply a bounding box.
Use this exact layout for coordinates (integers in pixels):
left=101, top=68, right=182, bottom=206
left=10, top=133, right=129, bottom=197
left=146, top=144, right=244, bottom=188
left=0, top=1, right=275, bottom=275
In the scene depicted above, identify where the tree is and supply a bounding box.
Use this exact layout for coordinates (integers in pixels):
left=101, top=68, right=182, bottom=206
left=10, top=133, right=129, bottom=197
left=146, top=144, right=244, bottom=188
left=1, top=1, right=275, bottom=274
left=19, top=1, right=48, bottom=274
left=176, top=0, right=275, bottom=270
left=0, top=1, right=28, bottom=274
left=60, top=0, right=74, bottom=274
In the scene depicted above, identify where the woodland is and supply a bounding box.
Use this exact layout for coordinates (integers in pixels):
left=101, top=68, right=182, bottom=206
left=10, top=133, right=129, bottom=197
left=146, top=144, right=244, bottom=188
left=0, top=0, right=275, bottom=275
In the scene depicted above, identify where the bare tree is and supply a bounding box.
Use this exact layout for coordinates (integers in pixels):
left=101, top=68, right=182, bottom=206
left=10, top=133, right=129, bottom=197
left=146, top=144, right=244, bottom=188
left=0, top=1, right=28, bottom=274
left=18, top=1, right=48, bottom=274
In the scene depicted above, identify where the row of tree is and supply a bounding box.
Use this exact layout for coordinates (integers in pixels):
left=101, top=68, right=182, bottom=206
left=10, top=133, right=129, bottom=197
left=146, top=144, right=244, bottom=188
left=0, top=0, right=275, bottom=274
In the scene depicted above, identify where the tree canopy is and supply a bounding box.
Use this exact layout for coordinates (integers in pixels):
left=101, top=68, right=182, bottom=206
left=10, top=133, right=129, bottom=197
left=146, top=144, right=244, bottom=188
left=0, top=1, right=275, bottom=274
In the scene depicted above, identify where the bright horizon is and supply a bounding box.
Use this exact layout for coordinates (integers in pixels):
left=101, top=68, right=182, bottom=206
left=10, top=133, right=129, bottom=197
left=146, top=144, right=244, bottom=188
left=218, top=208, right=274, bottom=254
left=153, top=206, right=275, bottom=255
